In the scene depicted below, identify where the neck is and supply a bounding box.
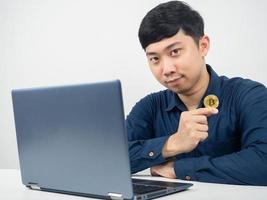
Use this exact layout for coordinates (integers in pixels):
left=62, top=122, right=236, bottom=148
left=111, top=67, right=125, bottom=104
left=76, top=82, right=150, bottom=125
left=178, top=66, right=210, bottom=110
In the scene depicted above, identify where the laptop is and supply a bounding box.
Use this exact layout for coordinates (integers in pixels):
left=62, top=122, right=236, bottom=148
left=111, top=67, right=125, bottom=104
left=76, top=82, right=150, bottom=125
left=12, top=80, right=193, bottom=200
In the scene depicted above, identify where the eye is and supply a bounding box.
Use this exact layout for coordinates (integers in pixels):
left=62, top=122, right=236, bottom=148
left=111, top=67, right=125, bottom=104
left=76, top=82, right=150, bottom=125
left=170, top=48, right=181, bottom=56
left=149, top=56, right=159, bottom=64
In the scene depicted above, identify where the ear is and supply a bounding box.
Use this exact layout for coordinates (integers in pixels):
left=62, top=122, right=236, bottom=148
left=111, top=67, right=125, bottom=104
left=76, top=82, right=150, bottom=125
left=199, top=35, right=210, bottom=57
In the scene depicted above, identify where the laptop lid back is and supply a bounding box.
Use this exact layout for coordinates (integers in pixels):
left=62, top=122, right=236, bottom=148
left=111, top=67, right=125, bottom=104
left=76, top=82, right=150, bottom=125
left=12, top=80, right=133, bottom=199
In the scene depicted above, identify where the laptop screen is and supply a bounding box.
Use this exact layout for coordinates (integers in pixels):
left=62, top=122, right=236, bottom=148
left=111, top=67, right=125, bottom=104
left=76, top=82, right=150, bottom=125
left=12, top=80, right=134, bottom=199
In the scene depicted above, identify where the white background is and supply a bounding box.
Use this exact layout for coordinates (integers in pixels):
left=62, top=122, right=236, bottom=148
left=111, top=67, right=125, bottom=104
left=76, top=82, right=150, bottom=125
left=1, top=0, right=267, bottom=169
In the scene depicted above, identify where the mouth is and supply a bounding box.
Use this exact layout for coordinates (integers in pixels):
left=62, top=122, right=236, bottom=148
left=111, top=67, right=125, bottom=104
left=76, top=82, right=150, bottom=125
left=166, top=76, right=183, bottom=84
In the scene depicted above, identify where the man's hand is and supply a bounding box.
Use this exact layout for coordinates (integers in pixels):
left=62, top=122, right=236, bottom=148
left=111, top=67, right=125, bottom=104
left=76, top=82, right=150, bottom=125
left=162, top=107, right=218, bottom=158
left=150, top=162, right=176, bottom=179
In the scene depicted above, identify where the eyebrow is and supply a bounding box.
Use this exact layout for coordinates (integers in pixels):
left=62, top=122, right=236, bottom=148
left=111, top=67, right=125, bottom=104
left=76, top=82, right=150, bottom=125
left=146, top=41, right=182, bottom=56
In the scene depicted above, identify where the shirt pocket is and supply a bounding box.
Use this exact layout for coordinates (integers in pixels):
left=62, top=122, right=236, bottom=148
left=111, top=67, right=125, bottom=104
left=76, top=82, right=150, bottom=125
left=196, top=136, right=241, bottom=157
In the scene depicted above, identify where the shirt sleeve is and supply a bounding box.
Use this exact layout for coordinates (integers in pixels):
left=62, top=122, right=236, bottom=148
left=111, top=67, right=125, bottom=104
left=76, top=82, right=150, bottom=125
left=126, top=95, right=170, bottom=174
left=174, top=82, right=267, bottom=185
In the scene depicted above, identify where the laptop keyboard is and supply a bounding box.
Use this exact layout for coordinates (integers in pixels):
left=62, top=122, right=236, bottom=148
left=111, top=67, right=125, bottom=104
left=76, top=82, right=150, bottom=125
left=133, top=183, right=166, bottom=195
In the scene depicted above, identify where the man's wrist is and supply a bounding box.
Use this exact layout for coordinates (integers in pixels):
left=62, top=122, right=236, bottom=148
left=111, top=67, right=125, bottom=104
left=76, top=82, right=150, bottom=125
left=162, top=134, right=184, bottom=158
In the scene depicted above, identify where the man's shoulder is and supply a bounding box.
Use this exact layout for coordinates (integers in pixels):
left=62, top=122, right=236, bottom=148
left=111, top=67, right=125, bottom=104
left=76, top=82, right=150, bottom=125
left=220, top=76, right=267, bottom=105
left=141, top=89, right=171, bottom=104
left=145, top=89, right=170, bottom=97
left=221, top=76, right=266, bottom=92
left=133, top=89, right=170, bottom=110
left=127, top=90, right=170, bottom=118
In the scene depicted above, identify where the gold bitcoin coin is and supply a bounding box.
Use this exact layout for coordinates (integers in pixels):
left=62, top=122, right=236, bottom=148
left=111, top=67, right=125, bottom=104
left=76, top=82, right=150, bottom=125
left=204, top=94, right=219, bottom=108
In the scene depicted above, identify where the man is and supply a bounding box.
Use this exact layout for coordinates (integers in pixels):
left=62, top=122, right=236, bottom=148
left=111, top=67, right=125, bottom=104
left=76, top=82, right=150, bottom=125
left=126, top=1, right=267, bottom=185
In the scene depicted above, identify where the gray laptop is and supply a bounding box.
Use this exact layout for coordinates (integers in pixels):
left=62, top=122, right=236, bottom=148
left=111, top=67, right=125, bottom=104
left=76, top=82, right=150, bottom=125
left=12, top=80, right=192, bottom=200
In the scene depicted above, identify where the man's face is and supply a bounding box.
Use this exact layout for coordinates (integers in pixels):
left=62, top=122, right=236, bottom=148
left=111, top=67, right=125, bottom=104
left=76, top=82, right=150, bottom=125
left=145, top=30, right=209, bottom=95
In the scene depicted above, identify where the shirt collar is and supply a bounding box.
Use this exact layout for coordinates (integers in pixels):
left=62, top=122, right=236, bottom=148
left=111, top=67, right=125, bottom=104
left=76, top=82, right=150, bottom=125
left=165, top=90, right=187, bottom=112
left=165, top=64, right=222, bottom=112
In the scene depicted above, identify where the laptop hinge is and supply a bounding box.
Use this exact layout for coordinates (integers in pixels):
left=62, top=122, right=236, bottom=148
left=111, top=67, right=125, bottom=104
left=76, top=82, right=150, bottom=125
left=108, top=192, right=123, bottom=200
left=28, top=183, right=41, bottom=190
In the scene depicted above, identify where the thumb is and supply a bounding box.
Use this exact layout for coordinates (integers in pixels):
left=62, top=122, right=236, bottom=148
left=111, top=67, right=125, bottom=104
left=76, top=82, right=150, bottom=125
left=192, top=107, right=218, bottom=116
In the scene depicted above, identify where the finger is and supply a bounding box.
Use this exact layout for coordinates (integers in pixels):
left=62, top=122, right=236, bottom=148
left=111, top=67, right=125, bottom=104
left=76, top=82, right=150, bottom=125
left=192, top=115, right=208, bottom=124
left=191, top=107, right=218, bottom=116
left=150, top=167, right=159, bottom=176
left=195, top=124, right=209, bottom=132
left=196, top=131, right=208, bottom=142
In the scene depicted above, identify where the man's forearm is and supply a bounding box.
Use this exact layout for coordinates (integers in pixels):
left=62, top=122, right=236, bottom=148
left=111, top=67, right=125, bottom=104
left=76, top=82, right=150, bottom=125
left=173, top=146, right=267, bottom=185
left=129, top=136, right=170, bottom=173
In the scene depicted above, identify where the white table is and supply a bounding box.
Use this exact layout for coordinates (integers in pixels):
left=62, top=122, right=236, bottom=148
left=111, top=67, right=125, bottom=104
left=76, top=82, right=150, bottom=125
left=1, top=169, right=266, bottom=200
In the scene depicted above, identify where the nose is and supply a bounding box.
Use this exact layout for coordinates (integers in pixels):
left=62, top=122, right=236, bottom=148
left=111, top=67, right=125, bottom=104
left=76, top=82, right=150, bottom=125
left=162, top=58, right=176, bottom=77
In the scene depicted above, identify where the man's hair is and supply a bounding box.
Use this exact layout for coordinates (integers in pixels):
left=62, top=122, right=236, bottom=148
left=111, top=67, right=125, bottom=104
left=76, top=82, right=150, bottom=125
left=138, top=1, right=204, bottom=50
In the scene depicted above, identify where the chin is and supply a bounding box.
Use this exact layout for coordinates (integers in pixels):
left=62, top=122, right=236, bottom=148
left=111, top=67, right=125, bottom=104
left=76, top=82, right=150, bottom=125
left=169, top=86, right=190, bottom=94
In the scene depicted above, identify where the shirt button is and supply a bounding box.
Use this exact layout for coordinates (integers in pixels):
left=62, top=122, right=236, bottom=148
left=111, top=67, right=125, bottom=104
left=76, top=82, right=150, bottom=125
left=148, top=151, right=154, bottom=157
left=185, top=175, right=191, bottom=181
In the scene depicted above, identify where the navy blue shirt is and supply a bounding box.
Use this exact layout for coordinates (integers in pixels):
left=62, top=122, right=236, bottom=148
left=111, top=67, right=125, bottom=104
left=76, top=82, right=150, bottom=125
left=126, top=65, right=267, bottom=185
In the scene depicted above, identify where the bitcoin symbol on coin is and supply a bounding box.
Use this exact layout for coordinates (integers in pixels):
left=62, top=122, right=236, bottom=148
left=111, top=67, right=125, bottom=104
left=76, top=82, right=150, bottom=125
left=204, top=95, right=219, bottom=108
left=208, top=98, right=215, bottom=107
